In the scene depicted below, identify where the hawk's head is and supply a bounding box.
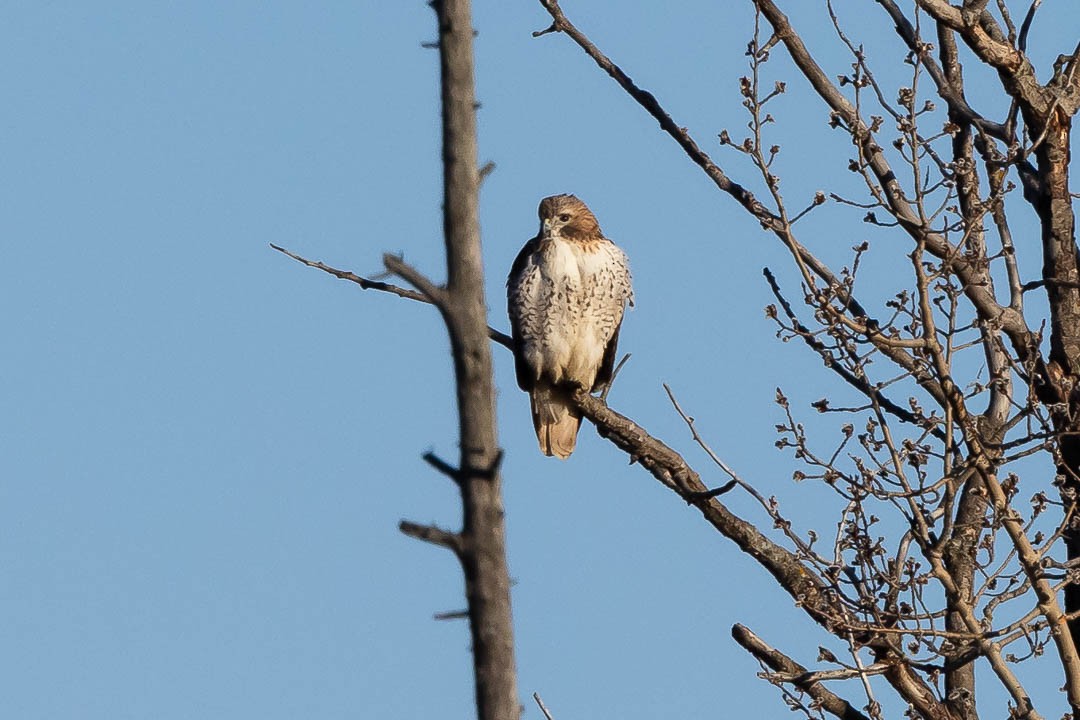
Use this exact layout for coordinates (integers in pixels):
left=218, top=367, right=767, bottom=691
left=538, top=194, right=601, bottom=243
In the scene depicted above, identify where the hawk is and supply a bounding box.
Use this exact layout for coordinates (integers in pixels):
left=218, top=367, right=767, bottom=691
left=507, top=194, right=634, bottom=459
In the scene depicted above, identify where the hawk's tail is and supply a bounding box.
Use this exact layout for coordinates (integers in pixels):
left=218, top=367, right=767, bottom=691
left=530, top=384, right=582, bottom=460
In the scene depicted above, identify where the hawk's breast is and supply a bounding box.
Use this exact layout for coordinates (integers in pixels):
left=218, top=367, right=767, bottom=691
left=509, top=237, right=631, bottom=388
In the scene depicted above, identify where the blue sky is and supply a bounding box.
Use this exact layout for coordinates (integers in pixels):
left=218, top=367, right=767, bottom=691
left=4, top=2, right=1079, bottom=718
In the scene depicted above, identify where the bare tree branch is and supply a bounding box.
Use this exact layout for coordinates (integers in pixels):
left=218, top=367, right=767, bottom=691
left=532, top=693, right=556, bottom=720
left=533, top=0, right=778, bottom=230
left=875, top=0, right=1009, bottom=140
left=400, top=520, right=464, bottom=555
left=271, top=243, right=429, bottom=303
left=383, top=253, right=450, bottom=309
left=271, top=243, right=514, bottom=350
left=732, top=624, right=872, bottom=720
left=570, top=387, right=954, bottom=719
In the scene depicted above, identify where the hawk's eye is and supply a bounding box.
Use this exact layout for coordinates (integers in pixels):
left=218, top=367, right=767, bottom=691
left=558, top=213, right=571, bottom=222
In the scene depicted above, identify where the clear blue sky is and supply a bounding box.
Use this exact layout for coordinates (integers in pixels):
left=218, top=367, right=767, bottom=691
left=4, top=2, right=1078, bottom=718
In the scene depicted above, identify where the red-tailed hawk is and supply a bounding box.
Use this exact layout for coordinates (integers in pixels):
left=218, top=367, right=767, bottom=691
left=507, top=194, right=633, bottom=459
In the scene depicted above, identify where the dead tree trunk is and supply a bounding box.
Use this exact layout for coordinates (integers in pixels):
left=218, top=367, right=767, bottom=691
left=273, top=3, right=518, bottom=715
left=432, top=1, right=520, bottom=717
left=393, top=1, right=520, bottom=718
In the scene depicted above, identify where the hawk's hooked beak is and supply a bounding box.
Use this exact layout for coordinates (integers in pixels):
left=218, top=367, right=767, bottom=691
left=541, top=217, right=553, bottom=239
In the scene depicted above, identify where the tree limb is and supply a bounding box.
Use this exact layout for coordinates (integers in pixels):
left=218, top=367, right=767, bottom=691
left=400, top=520, right=464, bottom=555
left=271, top=243, right=428, bottom=303
left=569, top=387, right=953, bottom=719
left=732, top=624, right=872, bottom=720
left=271, top=243, right=514, bottom=350
left=876, top=0, right=1009, bottom=141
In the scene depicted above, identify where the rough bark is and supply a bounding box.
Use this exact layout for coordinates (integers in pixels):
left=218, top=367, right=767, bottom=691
left=1037, top=108, right=1080, bottom=669
left=937, top=27, right=984, bottom=720
left=431, top=1, right=520, bottom=718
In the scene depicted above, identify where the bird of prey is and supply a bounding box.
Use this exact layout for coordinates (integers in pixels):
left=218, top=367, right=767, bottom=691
left=507, top=194, right=633, bottom=459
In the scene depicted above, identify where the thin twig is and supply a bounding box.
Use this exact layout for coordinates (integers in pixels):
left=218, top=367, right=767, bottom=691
left=423, top=451, right=463, bottom=485
left=382, top=253, right=449, bottom=307
left=399, top=520, right=464, bottom=555
left=732, top=624, right=872, bottom=720
left=599, top=352, right=632, bottom=401
left=271, top=243, right=514, bottom=349
left=271, top=243, right=427, bottom=302
left=533, top=693, right=556, bottom=720
left=662, top=383, right=741, bottom=483
left=533, top=0, right=779, bottom=229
